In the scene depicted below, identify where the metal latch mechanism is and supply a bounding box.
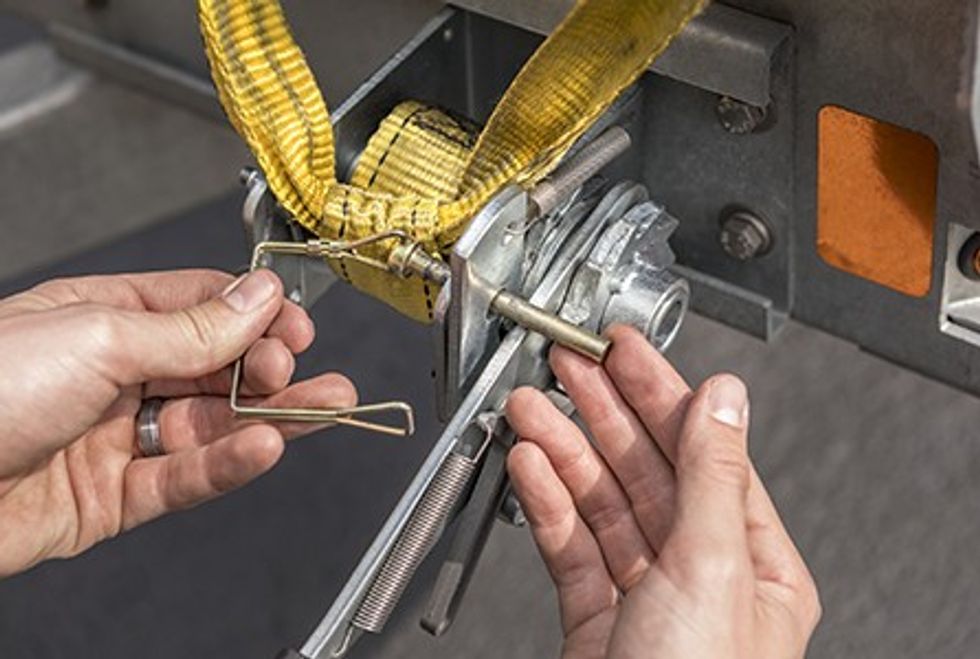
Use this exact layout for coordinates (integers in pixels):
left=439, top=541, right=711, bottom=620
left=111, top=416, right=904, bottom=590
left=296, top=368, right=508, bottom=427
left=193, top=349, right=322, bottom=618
left=229, top=209, right=617, bottom=438
left=235, top=120, right=691, bottom=659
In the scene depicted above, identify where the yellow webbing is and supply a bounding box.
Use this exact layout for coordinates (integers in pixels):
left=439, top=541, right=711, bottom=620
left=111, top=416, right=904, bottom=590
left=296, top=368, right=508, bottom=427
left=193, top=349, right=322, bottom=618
left=346, top=101, right=477, bottom=319
left=198, top=0, right=706, bottom=322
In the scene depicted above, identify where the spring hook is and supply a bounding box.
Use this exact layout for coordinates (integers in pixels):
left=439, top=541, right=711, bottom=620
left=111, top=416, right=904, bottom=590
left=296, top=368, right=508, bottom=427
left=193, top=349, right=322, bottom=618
left=348, top=413, right=498, bottom=635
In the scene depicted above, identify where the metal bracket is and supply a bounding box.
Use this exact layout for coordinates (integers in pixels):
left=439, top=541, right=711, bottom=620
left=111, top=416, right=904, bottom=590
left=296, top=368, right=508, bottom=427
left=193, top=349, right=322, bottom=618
left=240, top=169, right=339, bottom=308
left=449, top=1, right=792, bottom=106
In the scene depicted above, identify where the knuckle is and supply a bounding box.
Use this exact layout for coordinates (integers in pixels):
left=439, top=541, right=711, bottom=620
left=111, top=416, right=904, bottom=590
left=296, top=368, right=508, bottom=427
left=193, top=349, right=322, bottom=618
left=582, top=498, right=632, bottom=535
left=550, top=443, right=589, bottom=476
left=173, top=307, right=220, bottom=369
left=27, top=277, right=88, bottom=308
left=534, top=502, right=573, bottom=531
left=683, top=442, right=751, bottom=491
left=628, top=469, right=675, bottom=511
left=74, top=305, right=131, bottom=376
left=774, top=561, right=822, bottom=634
left=31, top=277, right=71, bottom=297
left=800, top=576, right=823, bottom=631
left=80, top=305, right=122, bottom=351
left=558, top=566, right=601, bottom=594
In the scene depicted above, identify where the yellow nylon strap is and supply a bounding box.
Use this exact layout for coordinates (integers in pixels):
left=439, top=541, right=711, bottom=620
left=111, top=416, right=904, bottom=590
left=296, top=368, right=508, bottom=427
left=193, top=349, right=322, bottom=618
left=344, top=101, right=477, bottom=320
left=198, top=0, right=706, bottom=322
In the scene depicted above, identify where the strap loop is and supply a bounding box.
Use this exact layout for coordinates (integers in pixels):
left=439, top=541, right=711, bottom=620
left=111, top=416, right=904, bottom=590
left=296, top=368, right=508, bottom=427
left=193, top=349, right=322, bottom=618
left=198, top=0, right=706, bottom=321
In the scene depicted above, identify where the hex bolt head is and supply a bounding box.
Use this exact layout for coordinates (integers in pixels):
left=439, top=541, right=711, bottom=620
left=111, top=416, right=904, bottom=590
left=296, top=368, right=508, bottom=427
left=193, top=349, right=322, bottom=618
left=719, top=211, right=773, bottom=261
left=716, top=96, right=768, bottom=135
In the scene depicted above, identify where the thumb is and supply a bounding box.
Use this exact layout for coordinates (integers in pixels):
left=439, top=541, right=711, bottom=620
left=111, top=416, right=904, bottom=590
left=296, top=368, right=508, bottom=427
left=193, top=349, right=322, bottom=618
left=663, top=374, right=752, bottom=570
left=108, top=269, right=285, bottom=385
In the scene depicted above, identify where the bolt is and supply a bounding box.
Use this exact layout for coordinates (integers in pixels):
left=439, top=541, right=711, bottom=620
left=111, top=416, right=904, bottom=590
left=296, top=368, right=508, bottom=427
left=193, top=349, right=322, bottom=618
left=719, top=210, right=773, bottom=261
left=716, top=96, right=768, bottom=135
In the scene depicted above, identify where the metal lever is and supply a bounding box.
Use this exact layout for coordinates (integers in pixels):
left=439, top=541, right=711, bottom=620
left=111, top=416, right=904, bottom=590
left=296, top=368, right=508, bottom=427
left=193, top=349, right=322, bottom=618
left=421, top=417, right=513, bottom=636
left=229, top=236, right=417, bottom=438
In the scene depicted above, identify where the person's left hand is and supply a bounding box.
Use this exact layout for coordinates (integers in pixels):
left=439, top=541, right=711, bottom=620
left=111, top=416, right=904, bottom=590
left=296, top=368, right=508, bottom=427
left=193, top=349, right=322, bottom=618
left=0, top=269, right=356, bottom=578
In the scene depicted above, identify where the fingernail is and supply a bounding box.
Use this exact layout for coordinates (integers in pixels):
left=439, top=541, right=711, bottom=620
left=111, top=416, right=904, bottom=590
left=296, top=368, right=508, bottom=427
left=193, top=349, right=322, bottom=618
left=222, top=271, right=277, bottom=313
left=708, top=376, right=748, bottom=429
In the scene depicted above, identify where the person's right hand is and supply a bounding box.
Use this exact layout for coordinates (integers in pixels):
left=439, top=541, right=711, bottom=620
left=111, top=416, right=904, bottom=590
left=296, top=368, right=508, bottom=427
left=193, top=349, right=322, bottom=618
left=506, top=326, right=820, bottom=659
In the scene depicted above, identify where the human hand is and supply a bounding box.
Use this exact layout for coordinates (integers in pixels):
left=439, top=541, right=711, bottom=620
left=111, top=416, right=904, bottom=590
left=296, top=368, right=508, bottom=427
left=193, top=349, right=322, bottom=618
left=506, top=326, right=820, bottom=659
left=0, top=269, right=355, bottom=578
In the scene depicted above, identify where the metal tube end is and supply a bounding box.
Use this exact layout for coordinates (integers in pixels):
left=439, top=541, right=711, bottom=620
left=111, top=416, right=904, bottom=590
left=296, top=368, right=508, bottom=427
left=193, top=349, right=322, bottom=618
left=490, top=291, right=610, bottom=363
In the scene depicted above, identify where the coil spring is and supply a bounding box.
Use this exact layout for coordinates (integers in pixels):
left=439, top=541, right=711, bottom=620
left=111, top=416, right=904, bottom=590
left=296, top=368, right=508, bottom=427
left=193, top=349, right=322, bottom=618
left=351, top=451, right=477, bottom=634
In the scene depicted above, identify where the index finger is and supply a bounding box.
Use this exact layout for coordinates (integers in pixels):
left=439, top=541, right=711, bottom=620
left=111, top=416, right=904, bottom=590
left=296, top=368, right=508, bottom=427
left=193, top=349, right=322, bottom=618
left=604, top=325, right=692, bottom=463
left=603, top=325, right=809, bottom=586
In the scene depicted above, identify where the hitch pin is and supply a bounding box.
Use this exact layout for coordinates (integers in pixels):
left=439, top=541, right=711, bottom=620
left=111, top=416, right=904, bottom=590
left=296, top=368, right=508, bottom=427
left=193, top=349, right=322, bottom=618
left=229, top=234, right=416, bottom=438
left=388, top=243, right=611, bottom=363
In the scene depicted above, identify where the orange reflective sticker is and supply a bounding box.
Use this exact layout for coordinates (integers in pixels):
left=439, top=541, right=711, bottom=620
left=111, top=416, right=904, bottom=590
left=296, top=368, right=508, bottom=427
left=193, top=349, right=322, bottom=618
left=817, top=106, right=938, bottom=297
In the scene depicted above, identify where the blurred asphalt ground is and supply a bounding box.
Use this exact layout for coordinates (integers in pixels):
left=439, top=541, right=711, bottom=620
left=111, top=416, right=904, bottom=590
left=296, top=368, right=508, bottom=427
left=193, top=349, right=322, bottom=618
left=1, top=8, right=980, bottom=659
